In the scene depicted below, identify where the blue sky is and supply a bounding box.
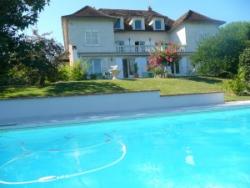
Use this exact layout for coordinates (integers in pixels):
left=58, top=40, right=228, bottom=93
left=26, top=0, right=250, bottom=45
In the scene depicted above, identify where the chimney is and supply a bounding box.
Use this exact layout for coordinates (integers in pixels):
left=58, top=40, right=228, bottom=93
left=148, top=6, right=152, bottom=11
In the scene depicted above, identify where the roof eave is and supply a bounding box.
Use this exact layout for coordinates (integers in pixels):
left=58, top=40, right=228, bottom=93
left=61, top=15, right=117, bottom=20
left=170, top=19, right=226, bottom=31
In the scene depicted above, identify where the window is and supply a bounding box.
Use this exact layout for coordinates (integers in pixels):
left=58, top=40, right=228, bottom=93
left=134, top=41, right=145, bottom=47
left=89, top=59, right=102, bottom=74
left=115, top=41, right=125, bottom=46
left=134, top=20, right=142, bottom=30
left=93, top=59, right=102, bottom=73
left=115, top=41, right=125, bottom=52
left=135, top=41, right=145, bottom=52
left=155, top=20, right=162, bottom=30
left=85, top=31, right=99, bottom=45
left=114, top=18, right=121, bottom=29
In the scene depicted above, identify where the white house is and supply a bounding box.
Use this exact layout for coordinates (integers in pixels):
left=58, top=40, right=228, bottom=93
left=61, top=6, right=225, bottom=78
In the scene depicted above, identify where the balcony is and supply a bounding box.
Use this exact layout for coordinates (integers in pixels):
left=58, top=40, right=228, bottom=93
left=115, top=45, right=155, bottom=54
left=115, top=45, right=186, bottom=54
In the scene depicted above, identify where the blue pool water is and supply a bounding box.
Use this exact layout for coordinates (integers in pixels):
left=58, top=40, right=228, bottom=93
left=1, top=106, right=250, bottom=188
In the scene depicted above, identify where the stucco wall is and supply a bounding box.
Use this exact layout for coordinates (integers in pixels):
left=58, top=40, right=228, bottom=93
left=0, top=92, right=224, bottom=125
left=66, top=18, right=219, bottom=54
left=169, top=25, right=187, bottom=46
left=185, top=23, right=219, bottom=52
left=67, top=18, right=115, bottom=53
left=169, top=23, right=220, bottom=52
left=178, top=56, right=194, bottom=76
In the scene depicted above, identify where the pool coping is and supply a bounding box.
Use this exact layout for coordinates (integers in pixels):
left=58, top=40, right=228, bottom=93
left=0, top=90, right=223, bottom=101
left=1, top=100, right=250, bottom=131
left=0, top=91, right=224, bottom=126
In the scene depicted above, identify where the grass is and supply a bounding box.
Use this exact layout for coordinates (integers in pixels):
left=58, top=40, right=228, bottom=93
left=0, top=77, right=250, bottom=102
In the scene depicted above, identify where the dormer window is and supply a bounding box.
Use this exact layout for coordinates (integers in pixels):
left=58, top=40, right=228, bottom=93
left=114, top=18, right=124, bottom=30
left=129, top=17, right=145, bottom=30
left=134, top=20, right=142, bottom=30
left=149, top=18, right=164, bottom=31
left=155, top=20, right=162, bottom=30
left=114, top=18, right=121, bottom=29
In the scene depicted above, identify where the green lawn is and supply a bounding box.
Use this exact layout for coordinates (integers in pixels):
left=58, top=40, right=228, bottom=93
left=0, top=77, right=250, bottom=102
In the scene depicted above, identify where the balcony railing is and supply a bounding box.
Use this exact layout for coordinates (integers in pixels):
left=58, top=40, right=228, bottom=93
left=116, top=45, right=155, bottom=54
left=115, top=45, right=186, bottom=54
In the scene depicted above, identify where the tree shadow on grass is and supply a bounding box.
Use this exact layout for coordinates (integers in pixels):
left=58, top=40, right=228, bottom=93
left=47, top=81, right=128, bottom=96
left=181, top=76, right=223, bottom=84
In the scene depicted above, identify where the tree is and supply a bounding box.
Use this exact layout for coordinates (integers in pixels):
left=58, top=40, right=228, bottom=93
left=239, top=48, right=250, bottom=81
left=191, top=22, right=250, bottom=77
left=21, top=30, right=64, bottom=86
left=0, top=0, right=50, bottom=75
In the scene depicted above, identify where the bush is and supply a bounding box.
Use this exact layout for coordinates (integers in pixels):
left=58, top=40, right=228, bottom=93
left=239, top=48, right=250, bottom=81
left=151, top=66, right=165, bottom=78
left=70, top=60, right=89, bottom=80
left=89, top=73, right=104, bottom=80
left=0, top=64, right=41, bottom=86
left=225, top=68, right=248, bottom=95
left=3, top=65, right=29, bottom=85
left=218, top=71, right=234, bottom=78
left=56, top=59, right=89, bottom=81
left=57, top=64, right=71, bottom=81
left=70, top=63, right=85, bottom=81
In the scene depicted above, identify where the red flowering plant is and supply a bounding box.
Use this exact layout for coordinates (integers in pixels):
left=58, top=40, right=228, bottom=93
left=148, top=50, right=165, bottom=77
left=148, top=50, right=164, bottom=69
left=164, top=42, right=181, bottom=65
left=148, top=42, right=181, bottom=77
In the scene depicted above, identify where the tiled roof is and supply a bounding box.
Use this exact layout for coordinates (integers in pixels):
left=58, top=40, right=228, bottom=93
left=62, top=6, right=116, bottom=19
left=172, top=10, right=225, bottom=29
left=99, top=8, right=174, bottom=31
left=62, top=6, right=225, bottom=31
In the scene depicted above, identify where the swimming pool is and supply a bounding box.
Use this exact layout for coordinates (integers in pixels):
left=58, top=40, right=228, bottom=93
left=1, top=105, right=250, bottom=188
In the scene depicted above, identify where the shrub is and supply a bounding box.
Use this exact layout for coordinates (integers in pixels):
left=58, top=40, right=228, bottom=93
left=151, top=66, right=165, bottom=78
left=57, top=64, right=71, bottom=81
left=0, top=64, right=41, bottom=86
left=89, top=73, right=104, bottom=80
left=239, top=48, right=250, bottom=81
left=6, top=65, right=29, bottom=85
left=70, top=59, right=89, bottom=81
left=56, top=59, right=89, bottom=81
left=89, top=74, right=97, bottom=80
left=225, top=68, right=248, bottom=95
left=70, top=63, right=85, bottom=81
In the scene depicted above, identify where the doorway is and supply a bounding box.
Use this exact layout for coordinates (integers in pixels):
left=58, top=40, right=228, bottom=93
left=122, top=59, right=129, bottom=78
left=135, top=41, right=145, bottom=52
left=122, top=59, right=135, bottom=78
